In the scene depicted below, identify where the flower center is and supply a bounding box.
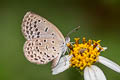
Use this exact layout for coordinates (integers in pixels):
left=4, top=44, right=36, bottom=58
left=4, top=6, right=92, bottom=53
left=67, top=37, right=104, bottom=70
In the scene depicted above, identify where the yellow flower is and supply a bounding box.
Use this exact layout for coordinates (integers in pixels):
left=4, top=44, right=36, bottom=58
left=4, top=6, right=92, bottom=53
left=67, top=37, right=102, bottom=70
left=52, top=37, right=120, bottom=80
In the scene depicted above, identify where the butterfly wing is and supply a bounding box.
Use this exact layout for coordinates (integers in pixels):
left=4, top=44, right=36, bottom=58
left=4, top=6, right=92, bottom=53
left=24, top=38, right=64, bottom=64
left=21, top=11, right=65, bottom=42
left=22, top=11, right=66, bottom=65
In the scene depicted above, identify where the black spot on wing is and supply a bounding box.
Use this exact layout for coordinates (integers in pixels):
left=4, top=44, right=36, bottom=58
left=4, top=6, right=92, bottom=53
left=38, top=56, right=41, bottom=59
left=46, top=46, right=48, bottom=50
left=34, top=25, right=37, bottom=28
left=45, top=27, right=48, bottom=32
left=52, top=41, right=54, bottom=43
left=30, top=55, right=33, bottom=58
left=44, top=39, right=46, bottom=42
left=51, top=33, right=54, bottom=35
left=37, top=32, right=40, bottom=35
left=35, top=28, right=38, bottom=31
left=38, top=20, right=41, bottom=22
left=34, top=58, right=38, bottom=60
left=40, top=52, right=42, bottom=54
left=52, top=55, right=54, bottom=58
left=34, top=21, right=37, bottom=24
left=39, top=43, right=42, bottom=45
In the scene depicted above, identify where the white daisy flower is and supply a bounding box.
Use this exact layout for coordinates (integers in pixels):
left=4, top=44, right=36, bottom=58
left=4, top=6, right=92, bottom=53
left=52, top=37, right=120, bottom=80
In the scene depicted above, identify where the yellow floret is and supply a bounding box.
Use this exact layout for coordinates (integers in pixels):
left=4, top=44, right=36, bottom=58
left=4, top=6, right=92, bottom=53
left=67, top=37, right=104, bottom=70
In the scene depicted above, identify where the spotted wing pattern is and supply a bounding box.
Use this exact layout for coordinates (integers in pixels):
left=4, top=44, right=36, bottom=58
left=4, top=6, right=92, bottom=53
left=22, top=11, right=65, bottom=42
left=22, top=11, right=66, bottom=65
left=24, top=38, right=64, bottom=64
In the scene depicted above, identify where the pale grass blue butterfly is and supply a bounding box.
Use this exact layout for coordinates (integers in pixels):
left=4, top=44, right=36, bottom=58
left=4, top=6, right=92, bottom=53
left=21, top=11, right=80, bottom=68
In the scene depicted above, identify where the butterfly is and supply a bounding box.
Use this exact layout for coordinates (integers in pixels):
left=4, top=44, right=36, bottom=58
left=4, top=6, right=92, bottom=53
left=21, top=11, right=80, bottom=68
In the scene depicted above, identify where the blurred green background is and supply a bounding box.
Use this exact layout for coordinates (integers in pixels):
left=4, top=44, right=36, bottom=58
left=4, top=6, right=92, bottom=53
left=0, top=0, right=120, bottom=80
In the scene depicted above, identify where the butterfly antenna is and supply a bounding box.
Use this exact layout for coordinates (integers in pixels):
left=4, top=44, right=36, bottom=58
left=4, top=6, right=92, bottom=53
left=67, top=26, right=80, bottom=37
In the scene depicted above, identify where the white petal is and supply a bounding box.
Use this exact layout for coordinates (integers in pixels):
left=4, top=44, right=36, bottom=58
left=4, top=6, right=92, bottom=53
left=52, top=55, right=72, bottom=75
left=98, top=56, right=120, bottom=73
left=84, top=65, right=106, bottom=80
left=91, top=65, right=106, bottom=80
left=84, top=66, right=95, bottom=80
left=84, top=67, right=91, bottom=80
left=102, top=47, right=107, bottom=51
